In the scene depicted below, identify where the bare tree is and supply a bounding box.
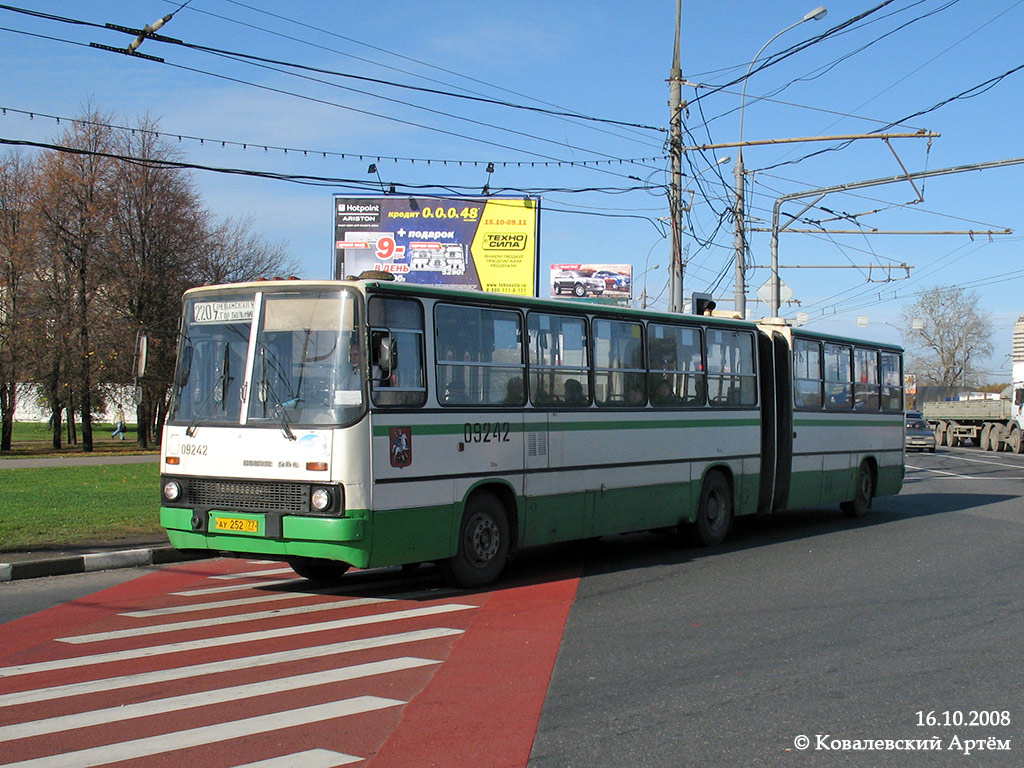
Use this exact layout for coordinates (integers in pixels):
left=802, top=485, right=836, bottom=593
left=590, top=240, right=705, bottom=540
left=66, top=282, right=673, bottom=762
left=901, top=285, right=993, bottom=387
left=106, top=115, right=211, bottom=447
left=0, top=153, right=38, bottom=451
left=32, top=112, right=118, bottom=451
left=199, top=215, right=298, bottom=285
left=2, top=109, right=300, bottom=449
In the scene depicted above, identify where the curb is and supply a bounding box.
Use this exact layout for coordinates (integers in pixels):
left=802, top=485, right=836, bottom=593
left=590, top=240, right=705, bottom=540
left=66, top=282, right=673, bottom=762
left=0, top=546, right=208, bottom=583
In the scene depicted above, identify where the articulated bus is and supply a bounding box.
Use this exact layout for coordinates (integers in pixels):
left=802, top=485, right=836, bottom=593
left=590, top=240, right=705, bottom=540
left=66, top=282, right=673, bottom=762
left=158, top=277, right=905, bottom=587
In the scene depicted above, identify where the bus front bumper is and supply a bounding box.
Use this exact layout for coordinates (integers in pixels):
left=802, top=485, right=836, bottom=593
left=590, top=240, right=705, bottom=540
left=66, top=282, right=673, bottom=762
left=160, top=506, right=369, bottom=566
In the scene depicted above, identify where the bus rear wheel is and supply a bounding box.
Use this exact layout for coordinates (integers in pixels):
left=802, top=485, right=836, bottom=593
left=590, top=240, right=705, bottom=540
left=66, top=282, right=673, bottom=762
left=686, top=471, right=732, bottom=547
left=840, top=462, right=873, bottom=518
left=288, top=557, right=350, bottom=583
left=445, top=491, right=510, bottom=588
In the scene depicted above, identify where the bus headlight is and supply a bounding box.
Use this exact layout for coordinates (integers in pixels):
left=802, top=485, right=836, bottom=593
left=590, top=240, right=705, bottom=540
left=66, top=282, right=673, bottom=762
left=163, top=480, right=182, bottom=502
left=310, top=487, right=332, bottom=512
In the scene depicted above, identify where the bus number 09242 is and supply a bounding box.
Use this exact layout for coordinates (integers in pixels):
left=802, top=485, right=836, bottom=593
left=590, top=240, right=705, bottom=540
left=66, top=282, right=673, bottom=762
left=463, top=421, right=511, bottom=443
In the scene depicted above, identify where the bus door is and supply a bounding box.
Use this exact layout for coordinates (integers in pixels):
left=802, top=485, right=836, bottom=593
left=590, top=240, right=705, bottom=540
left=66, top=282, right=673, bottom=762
left=756, top=330, right=776, bottom=514
left=761, top=331, right=794, bottom=512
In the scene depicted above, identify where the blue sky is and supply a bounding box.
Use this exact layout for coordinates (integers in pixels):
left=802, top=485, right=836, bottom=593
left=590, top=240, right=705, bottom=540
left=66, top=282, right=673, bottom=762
left=3, top=1, right=1023, bottom=377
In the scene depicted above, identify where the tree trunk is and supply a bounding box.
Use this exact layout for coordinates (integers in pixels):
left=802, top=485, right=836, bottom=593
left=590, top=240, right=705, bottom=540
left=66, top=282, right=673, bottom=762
left=136, top=398, right=150, bottom=449
left=66, top=403, right=76, bottom=445
left=0, top=380, right=13, bottom=452
left=79, top=264, right=94, bottom=452
left=50, top=406, right=62, bottom=450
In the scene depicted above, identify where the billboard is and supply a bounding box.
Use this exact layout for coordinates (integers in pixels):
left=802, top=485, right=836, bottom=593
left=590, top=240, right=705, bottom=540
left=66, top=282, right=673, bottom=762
left=334, top=196, right=540, bottom=296
left=550, top=263, right=633, bottom=300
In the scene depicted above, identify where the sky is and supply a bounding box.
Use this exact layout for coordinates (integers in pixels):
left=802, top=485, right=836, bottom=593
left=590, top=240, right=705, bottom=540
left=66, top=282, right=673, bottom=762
left=3, top=0, right=1024, bottom=378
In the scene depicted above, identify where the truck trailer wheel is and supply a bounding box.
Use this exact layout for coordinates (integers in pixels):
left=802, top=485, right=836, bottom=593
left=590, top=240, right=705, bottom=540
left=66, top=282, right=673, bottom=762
left=1011, top=427, right=1024, bottom=454
left=990, top=424, right=1006, bottom=452
left=980, top=424, right=991, bottom=451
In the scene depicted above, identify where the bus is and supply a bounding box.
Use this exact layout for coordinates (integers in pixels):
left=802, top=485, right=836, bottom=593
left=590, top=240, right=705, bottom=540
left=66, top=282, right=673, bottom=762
left=156, top=276, right=905, bottom=587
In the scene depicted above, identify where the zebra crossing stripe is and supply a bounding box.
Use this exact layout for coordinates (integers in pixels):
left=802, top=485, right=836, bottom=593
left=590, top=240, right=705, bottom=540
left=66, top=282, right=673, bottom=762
left=232, top=750, right=361, bottom=767
left=0, top=656, right=437, bottom=741
left=63, top=597, right=388, bottom=643
left=0, top=627, right=463, bottom=708
left=172, top=579, right=299, bottom=596
left=0, top=603, right=475, bottom=678
left=211, top=567, right=297, bottom=580
left=0, top=696, right=402, bottom=768
left=121, top=589, right=352, bottom=617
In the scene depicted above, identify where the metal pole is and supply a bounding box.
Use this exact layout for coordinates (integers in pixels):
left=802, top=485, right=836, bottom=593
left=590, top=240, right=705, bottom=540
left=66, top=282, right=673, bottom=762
left=733, top=149, right=746, bottom=318
left=668, top=0, right=683, bottom=312
left=734, top=6, right=827, bottom=319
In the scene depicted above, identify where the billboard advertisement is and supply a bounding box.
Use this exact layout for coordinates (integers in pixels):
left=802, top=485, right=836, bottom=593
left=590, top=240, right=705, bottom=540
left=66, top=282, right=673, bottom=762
left=550, top=263, right=633, bottom=300
left=334, top=196, right=539, bottom=296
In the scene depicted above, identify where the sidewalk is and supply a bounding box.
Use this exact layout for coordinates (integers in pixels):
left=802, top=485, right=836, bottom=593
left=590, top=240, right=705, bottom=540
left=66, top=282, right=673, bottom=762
left=0, top=536, right=207, bottom=581
left=0, top=452, right=206, bottom=582
left=0, top=534, right=208, bottom=583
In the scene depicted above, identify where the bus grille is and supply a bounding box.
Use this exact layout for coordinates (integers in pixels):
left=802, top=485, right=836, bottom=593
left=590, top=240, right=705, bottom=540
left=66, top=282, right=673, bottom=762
left=188, top=479, right=306, bottom=513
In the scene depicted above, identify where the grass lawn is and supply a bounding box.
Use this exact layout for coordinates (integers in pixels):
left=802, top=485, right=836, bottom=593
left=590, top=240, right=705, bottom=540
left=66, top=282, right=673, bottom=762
left=0, top=463, right=162, bottom=551
left=3, top=420, right=156, bottom=458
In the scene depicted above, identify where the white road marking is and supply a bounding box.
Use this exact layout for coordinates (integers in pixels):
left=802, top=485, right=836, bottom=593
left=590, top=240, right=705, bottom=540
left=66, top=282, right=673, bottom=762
left=63, top=597, right=388, bottom=643
left=0, top=696, right=402, bottom=768
left=232, top=750, right=361, bottom=768
left=172, top=579, right=300, bottom=596
left=121, top=590, right=361, bottom=617
left=211, top=567, right=297, bottom=580
left=906, top=464, right=1024, bottom=480
left=0, top=657, right=437, bottom=741
left=0, top=603, right=475, bottom=678
left=0, top=627, right=463, bottom=708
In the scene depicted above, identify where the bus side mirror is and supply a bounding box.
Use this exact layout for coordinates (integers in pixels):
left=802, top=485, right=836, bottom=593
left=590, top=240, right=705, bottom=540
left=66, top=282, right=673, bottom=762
left=376, top=334, right=395, bottom=375
left=692, top=292, right=716, bottom=316
left=134, top=332, right=148, bottom=379
left=177, top=346, right=193, bottom=388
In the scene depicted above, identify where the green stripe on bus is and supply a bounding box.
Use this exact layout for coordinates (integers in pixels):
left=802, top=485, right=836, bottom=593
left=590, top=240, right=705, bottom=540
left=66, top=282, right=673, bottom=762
left=372, top=416, right=760, bottom=437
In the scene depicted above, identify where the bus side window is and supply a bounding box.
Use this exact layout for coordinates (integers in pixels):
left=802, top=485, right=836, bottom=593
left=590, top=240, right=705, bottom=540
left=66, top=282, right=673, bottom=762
left=435, top=303, right=524, bottom=407
left=824, top=343, right=853, bottom=410
left=368, top=296, right=427, bottom=407
left=793, top=338, right=823, bottom=409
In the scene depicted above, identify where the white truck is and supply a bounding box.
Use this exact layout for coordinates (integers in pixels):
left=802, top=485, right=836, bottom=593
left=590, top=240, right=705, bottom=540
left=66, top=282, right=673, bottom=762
left=922, top=384, right=1024, bottom=452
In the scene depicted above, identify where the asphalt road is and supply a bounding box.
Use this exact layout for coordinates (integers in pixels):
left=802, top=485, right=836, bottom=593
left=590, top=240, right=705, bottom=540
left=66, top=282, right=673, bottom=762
left=529, top=447, right=1024, bottom=767
left=3, top=447, right=1022, bottom=766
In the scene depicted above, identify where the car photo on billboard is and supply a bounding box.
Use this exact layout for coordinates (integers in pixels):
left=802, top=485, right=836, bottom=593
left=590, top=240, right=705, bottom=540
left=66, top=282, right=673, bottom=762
left=550, top=263, right=633, bottom=300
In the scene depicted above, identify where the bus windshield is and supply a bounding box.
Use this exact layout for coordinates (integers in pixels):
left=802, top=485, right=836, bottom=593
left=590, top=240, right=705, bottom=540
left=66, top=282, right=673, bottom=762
left=170, top=288, right=364, bottom=429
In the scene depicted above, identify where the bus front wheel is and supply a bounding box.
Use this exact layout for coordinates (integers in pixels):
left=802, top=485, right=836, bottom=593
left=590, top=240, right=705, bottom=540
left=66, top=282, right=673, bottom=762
left=445, top=491, right=510, bottom=588
left=687, top=471, right=732, bottom=547
left=288, top=557, right=350, bottom=583
left=840, top=462, right=873, bottom=518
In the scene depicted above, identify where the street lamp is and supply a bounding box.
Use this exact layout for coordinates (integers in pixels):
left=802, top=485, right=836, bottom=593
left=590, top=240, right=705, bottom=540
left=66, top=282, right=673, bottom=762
left=733, top=6, right=827, bottom=319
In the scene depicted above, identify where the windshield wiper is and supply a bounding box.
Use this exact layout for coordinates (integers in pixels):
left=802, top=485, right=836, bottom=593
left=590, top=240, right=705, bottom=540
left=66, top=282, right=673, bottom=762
left=256, top=349, right=297, bottom=441
left=186, top=344, right=233, bottom=437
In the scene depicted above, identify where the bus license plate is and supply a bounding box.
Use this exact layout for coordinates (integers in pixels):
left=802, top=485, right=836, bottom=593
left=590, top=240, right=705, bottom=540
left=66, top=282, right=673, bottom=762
left=213, top=516, right=259, bottom=533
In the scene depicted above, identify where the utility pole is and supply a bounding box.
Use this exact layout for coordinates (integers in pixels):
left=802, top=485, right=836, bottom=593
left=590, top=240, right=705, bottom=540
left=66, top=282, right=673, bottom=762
left=667, top=0, right=684, bottom=313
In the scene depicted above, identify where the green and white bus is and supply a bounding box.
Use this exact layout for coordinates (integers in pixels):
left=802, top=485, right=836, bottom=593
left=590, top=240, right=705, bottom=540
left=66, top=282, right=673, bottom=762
left=158, top=277, right=904, bottom=586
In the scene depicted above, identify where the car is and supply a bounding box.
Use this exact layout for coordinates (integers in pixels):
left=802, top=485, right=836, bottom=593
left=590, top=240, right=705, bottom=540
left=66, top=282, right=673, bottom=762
left=553, top=270, right=605, bottom=297
left=591, top=269, right=630, bottom=291
left=905, top=410, right=936, bottom=452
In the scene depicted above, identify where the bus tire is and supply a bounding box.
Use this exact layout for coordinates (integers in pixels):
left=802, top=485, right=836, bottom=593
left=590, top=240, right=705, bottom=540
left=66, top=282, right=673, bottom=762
left=840, top=462, right=873, bottom=518
left=688, top=471, right=732, bottom=547
left=445, top=491, right=510, bottom=588
left=288, top=557, right=350, bottom=583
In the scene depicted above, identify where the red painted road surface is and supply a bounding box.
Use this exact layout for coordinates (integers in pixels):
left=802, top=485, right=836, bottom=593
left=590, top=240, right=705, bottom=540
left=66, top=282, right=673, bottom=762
left=0, top=559, right=579, bottom=768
